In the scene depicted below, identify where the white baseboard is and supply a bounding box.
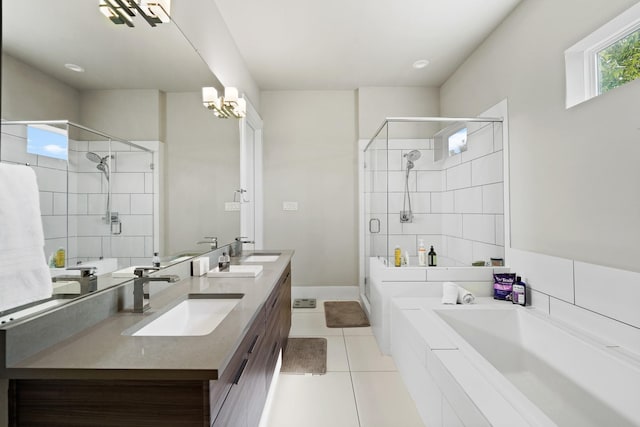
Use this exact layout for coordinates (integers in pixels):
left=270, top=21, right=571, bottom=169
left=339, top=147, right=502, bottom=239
left=292, top=286, right=360, bottom=301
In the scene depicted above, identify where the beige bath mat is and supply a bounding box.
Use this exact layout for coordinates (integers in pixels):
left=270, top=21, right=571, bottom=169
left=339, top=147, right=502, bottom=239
left=324, top=301, right=370, bottom=328
left=281, top=337, right=327, bottom=375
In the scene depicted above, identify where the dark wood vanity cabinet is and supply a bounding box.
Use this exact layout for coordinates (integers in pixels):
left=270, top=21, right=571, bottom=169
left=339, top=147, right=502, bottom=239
left=8, top=263, right=292, bottom=427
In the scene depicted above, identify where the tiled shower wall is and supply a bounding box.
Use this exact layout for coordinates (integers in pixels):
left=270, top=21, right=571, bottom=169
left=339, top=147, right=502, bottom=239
left=0, top=124, right=155, bottom=269
left=366, top=121, right=504, bottom=266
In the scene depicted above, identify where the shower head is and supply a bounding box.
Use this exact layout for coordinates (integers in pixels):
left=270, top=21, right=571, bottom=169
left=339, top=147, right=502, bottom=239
left=404, top=150, right=422, bottom=162
left=86, top=152, right=102, bottom=163
left=404, top=150, right=422, bottom=170
left=96, top=163, right=110, bottom=181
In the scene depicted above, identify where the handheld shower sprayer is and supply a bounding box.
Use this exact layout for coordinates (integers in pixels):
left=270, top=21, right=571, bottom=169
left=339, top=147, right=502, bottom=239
left=401, top=150, right=422, bottom=223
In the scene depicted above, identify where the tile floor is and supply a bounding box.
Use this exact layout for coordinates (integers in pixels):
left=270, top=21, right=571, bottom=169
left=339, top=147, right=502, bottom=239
left=264, top=300, right=425, bottom=427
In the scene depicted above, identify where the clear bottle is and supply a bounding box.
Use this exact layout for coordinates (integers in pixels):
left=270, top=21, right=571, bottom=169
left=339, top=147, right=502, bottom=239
left=152, top=252, right=160, bottom=268
left=428, top=245, right=437, bottom=267
left=418, top=240, right=427, bottom=266
left=394, top=246, right=402, bottom=267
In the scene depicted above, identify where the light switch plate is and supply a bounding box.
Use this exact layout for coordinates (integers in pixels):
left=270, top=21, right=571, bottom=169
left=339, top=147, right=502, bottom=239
left=225, top=202, right=241, bottom=211
left=283, top=201, right=298, bottom=211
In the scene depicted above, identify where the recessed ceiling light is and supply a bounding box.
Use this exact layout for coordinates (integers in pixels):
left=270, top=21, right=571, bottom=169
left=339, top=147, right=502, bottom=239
left=64, top=63, right=85, bottom=73
left=412, top=59, right=430, bottom=69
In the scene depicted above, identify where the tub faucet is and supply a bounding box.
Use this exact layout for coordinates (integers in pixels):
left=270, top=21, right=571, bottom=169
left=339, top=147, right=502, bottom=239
left=133, top=267, right=180, bottom=313
left=197, top=236, right=218, bottom=250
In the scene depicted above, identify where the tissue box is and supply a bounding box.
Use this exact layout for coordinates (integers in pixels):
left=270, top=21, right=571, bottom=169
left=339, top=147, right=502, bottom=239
left=192, top=257, right=210, bottom=276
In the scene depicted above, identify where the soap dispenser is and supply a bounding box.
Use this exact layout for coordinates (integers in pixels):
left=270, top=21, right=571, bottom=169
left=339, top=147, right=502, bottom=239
left=418, top=240, right=427, bottom=266
left=428, top=246, right=437, bottom=267
left=512, top=276, right=527, bottom=306
left=218, top=252, right=230, bottom=271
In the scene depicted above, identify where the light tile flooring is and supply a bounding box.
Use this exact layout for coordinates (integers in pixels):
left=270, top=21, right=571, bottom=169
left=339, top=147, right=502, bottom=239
left=265, top=300, right=425, bottom=427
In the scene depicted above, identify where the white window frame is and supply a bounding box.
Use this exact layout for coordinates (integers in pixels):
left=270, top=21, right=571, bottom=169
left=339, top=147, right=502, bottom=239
left=564, top=2, right=640, bottom=109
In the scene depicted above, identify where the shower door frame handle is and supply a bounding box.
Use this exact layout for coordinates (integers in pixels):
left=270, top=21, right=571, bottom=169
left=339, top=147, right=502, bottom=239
left=369, top=218, right=381, bottom=234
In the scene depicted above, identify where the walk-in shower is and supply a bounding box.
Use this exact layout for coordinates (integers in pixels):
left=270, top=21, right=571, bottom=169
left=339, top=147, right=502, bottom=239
left=400, top=149, right=422, bottom=223
left=362, top=116, right=506, bottom=302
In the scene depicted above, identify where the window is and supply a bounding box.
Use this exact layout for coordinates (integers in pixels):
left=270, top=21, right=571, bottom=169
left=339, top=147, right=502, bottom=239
left=448, top=127, right=468, bottom=156
left=434, top=122, right=467, bottom=162
left=27, top=124, right=68, bottom=160
left=565, top=2, right=640, bottom=108
left=597, top=27, right=640, bottom=95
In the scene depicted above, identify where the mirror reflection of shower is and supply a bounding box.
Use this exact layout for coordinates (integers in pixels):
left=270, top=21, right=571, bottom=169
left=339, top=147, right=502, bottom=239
left=86, top=152, right=112, bottom=224
left=400, top=150, right=421, bottom=223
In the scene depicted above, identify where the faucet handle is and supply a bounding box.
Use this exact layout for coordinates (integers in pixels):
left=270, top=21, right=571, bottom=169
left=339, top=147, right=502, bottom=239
left=66, top=266, right=97, bottom=277
left=133, top=267, right=160, bottom=278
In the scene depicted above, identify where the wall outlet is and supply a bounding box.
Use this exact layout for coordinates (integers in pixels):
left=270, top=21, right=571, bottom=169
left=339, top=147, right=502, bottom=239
left=283, top=201, right=298, bottom=211
left=225, top=202, right=241, bottom=211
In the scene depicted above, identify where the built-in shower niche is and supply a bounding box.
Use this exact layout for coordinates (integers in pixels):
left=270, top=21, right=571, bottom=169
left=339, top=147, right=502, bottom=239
left=364, top=118, right=505, bottom=268
left=0, top=121, right=156, bottom=271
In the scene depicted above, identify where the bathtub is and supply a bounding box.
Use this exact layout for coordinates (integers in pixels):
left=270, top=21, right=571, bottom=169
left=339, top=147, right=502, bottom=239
left=390, top=298, right=640, bottom=427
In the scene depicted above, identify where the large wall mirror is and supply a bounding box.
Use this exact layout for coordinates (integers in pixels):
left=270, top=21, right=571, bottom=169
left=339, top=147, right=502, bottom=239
left=1, top=0, right=241, bottom=309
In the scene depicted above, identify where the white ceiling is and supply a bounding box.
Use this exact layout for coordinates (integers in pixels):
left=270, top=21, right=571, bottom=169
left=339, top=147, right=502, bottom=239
left=2, top=0, right=521, bottom=93
left=213, top=0, right=522, bottom=90
left=1, top=0, right=219, bottom=92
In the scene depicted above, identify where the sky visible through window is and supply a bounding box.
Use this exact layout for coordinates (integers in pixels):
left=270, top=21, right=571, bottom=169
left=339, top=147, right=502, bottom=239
left=448, top=127, right=468, bottom=156
left=27, top=125, right=68, bottom=160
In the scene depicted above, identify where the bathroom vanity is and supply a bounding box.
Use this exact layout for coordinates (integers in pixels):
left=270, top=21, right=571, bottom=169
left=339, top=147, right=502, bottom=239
left=2, top=251, right=292, bottom=426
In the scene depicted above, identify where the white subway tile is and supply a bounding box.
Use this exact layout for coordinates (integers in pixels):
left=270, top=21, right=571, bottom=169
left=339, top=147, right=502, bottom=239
left=119, top=215, right=153, bottom=236
left=76, top=236, right=104, bottom=259
left=508, top=248, right=574, bottom=303
left=115, top=152, right=152, bottom=173
left=471, top=152, right=503, bottom=186
left=76, top=216, right=110, bottom=237
left=69, top=194, right=88, bottom=215
left=388, top=171, right=413, bottom=192
left=131, top=194, right=153, bottom=215
left=76, top=172, right=102, bottom=193
left=471, top=241, right=504, bottom=265
left=442, top=214, right=463, bottom=237
left=416, top=171, right=443, bottom=192
left=33, top=167, right=67, bottom=193
left=87, top=194, right=108, bottom=215
left=529, top=290, right=551, bottom=314
left=1, top=124, right=26, bottom=139
left=111, top=194, right=131, bottom=215
left=67, top=215, right=78, bottom=237
left=431, top=191, right=454, bottom=213
left=550, top=297, right=640, bottom=355
left=53, top=193, right=67, bottom=215
left=574, top=262, right=640, bottom=328
left=463, top=214, right=495, bottom=244
left=426, top=267, right=494, bottom=282
left=387, top=192, right=431, bottom=214
left=461, top=124, right=494, bottom=163
left=441, top=152, right=462, bottom=170
left=388, top=235, right=418, bottom=258
left=495, top=215, right=504, bottom=246
left=145, top=236, right=154, bottom=256
left=111, top=173, right=145, bottom=194
left=388, top=139, right=431, bottom=150
left=107, top=236, right=146, bottom=257
left=446, top=163, right=471, bottom=191
left=390, top=214, right=442, bottom=235
left=387, top=150, right=403, bottom=171
left=493, top=123, right=504, bottom=151
left=369, top=149, right=389, bottom=172
left=445, top=237, right=473, bottom=265
left=454, top=187, right=482, bottom=213
left=41, top=216, right=67, bottom=239
left=1, top=133, right=37, bottom=165
left=39, top=192, right=53, bottom=216
left=87, top=140, right=110, bottom=153
left=482, top=183, right=504, bottom=214
left=36, top=155, right=68, bottom=170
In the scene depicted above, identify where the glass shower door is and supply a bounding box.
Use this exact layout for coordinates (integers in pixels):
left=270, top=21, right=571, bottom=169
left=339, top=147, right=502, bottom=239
left=363, top=125, right=388, bottom=304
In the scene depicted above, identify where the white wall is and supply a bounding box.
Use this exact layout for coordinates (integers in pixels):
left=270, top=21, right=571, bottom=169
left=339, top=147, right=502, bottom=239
left=171, top=0, right=261, bottom=111
left=261, top=90, right=357, bottom=287
left=358, top=87, right=440, bottom=139
left=0, top=53, right=79, bottom=121
left=440, top=0, right=640, bottom=273
left=164, top=91, right=240, bottom=254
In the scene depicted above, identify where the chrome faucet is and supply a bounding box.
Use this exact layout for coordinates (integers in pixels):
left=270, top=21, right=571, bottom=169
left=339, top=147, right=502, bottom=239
left=197, top=236, right=218, bottom=250
left=52, top=266, right=98, bottom=294
left=133, top=267, right=180, bottom=313
left=230, top=236, right=255, bottom=257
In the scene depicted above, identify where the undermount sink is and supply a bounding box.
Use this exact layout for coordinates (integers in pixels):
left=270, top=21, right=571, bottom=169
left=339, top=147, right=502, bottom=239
left=242, top=253, right=281, bottom=263
left=207, top=264, right=263, bottom=278
left=130, top=294, right=243, bottom=337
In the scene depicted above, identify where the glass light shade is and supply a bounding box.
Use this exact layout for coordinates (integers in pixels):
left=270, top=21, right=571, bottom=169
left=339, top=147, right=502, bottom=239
left=224, top=87, right=238, bottom=103
left=202, top=87, right=218, bottom=103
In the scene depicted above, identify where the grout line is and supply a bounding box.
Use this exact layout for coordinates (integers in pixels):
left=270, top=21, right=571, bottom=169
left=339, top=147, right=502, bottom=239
left=343, top=329, right=363, bottom=427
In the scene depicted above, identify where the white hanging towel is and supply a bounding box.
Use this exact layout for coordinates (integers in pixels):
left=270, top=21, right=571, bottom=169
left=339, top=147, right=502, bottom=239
left=0, top=163, right=52, bottom=311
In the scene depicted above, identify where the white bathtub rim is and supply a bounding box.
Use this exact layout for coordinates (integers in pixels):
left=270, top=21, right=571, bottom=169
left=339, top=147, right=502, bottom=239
left=416, top=300, right=557, bottom=427
left=412, top=297, right=640, bottom=427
